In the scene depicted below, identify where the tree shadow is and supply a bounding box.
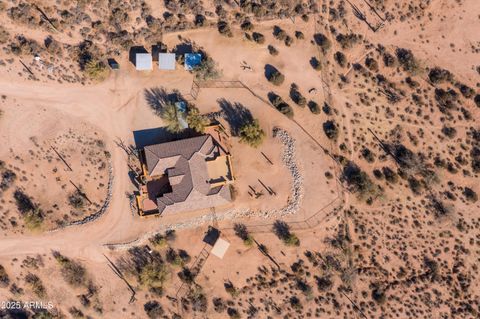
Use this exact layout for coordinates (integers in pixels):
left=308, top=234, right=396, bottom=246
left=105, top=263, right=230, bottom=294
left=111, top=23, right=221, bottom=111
left=217, top=98, right=253, bottom=136
left=144, top=87, right=182, bottom=115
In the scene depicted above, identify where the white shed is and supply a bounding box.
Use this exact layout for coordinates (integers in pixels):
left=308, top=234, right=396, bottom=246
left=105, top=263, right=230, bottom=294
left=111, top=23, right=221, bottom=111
left=158, top=53, right=176, bottom=70
left=210, top=238, right=230, bottom=259
left=135, top=53, right=152, bottom=71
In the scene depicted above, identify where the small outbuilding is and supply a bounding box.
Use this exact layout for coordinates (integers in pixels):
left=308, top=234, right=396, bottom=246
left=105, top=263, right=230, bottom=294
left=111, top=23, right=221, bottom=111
left=211, top=238, right=230, bottom=259
left=158, top=53, right=176, bottom=70
left=184, top=53, right=202, bottom=71
left=135, top=53, right=153, bottom=71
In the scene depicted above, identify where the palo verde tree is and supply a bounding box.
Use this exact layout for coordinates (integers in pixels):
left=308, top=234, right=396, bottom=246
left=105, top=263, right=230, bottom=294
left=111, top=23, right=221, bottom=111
left=186, top=106, right=209, bottom=133
left=239, top=119, right=265, bottom=148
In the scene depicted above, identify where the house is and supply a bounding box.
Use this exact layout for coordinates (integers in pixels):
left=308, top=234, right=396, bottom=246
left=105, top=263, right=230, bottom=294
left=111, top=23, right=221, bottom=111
left=135, top=53, right=153, bottom=71
left=136, top=131, right=235, bottom=216
left=158, top=53, right=176, bottom=70
left=184, top=53, right=202, bottom=71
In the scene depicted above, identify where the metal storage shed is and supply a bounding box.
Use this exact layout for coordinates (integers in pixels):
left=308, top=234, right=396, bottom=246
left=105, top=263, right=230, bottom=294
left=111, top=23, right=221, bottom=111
left=136, top=53, right=152, bottom=71
left=158, top=53, right=176, bottom=70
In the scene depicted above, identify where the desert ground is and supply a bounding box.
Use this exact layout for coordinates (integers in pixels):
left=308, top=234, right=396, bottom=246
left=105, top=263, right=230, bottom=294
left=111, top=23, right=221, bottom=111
left=0, top=0, right=479, bottom=318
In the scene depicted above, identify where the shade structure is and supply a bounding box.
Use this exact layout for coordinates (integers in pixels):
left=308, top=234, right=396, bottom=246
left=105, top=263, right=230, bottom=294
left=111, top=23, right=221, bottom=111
left=184, top=53, right=202, bottom=70
left=211, top=238, right=230, bottom=259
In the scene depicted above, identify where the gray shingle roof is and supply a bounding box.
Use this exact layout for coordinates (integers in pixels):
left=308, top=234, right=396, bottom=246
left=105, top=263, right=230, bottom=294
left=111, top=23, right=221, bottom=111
left=144, top=135, right=231, bottom=215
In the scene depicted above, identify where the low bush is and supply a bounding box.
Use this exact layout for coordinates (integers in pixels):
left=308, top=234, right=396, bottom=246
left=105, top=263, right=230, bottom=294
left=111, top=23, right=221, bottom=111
left=322, top=120, right=339, bottom=140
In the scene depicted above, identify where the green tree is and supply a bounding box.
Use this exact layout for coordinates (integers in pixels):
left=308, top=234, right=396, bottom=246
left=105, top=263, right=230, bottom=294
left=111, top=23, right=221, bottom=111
left=186, top=106, right=209, bottom=133
left=139, top=261, right=168, bottom=290
left=239, top=120, right=265, bottom=148
left=84, top=59, right=109, bottom=81
left=161, top=103, right=182, bottom=133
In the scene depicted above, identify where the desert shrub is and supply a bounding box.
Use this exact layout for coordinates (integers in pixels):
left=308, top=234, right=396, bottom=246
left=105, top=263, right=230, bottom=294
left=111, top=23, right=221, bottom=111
left=234, top=223, right=253, bottom=246
left=144, top=301, right=164, bottom=319
left=227, top=307, right=240, bottom=318
left=308, top=101, right=320, bottom=114
left=372, top=286, right=386, bottom=304
left=284, top=35, right=293, bottom=46
left=322, top=120, right=339, bottom=140
left=382, top=52, right=395, bottom=67
left=267, top=45, right=279, bottom=56
left=271, top=94, right=294, bottom=118
left=0, top=26, right=10, bottom=44
left=342, top=162, right=380, bottom=199
left=313, top=33, right=331, bottom=53
left=186, top=106, right=209, bottom=133
left=435, top=88, right=458, bottom=112
left=217, top=21, right=232, bottom=37
left=0, top=265, right=9, bottom=287
left=139, top=261, right=168, bottom=290
left=177, top=267, right=195, bottom=284
left=252, top=32, right=265, bottom=44
left=335, top=33, right=361, bottom=49
left=212, top=297, right=226, bottom=313
left=149, top=234, right=167, bottom=248
left=290, top=86, right=306, bottom=107
left=84, top=59, right=109, bottom=81
left=365, top=57, right=378, bottom=71
left=272, top=220, right=300, bottom=246
left=239, top=119, right=265, bottom=148
left=189, top=287, right=210, bottom=314
left=441, top=126, right=456, bottom=138
left=382, top=167, right=398, bottom=183
left=474, top=94, right=480, bottom=108
left=361, top=147, right=375, bottom=163
left=463, top=187, right=478, bottom=203
left=25, top=273, right=46, bottom=298
left=240, top=20, right=253, bottom=31
left=428, top=67, right=453, bottom=84
left=53, top=252, right=87, bottom=287
left=310, top=57, right=321, bottom=70
left=14, top=190, right=35, bottom=214
left=295, top=31, right=304, bottom=39
left=68, top=190, right=85, bottom=209
left=316, top=275, right=333, bottom=291
left=1, top=169, right=17, bottom=190
left=273, top=26, right=287, bottom=41
left=408, top=176, right=423, bottom=195
left=24, top=210, right=44, bottom=230
left=334, top=51, right=347, bottom=67
left=396, top=48, right=419, bottom=73
left=194, top=55, right=221, bottom=81
left=456, top=82, right=475, bottom=98
left=166, top=248, right=183, bottom=266
left=267, top=68, right=285, bottom=86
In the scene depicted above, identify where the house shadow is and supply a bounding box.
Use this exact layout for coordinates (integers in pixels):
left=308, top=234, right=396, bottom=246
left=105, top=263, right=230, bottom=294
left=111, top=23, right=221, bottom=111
left=133, top=127, right=179, bottom=149
left=217, top=98, right=253, bottom=136
left=129, top=46, right=148, bottom=66
left=133, top=127, right=201, bottom=149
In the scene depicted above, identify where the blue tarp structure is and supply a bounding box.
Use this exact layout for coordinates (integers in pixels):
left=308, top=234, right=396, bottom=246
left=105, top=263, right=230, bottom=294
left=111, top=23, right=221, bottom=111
left=184, top=53, right=202, bottom=71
